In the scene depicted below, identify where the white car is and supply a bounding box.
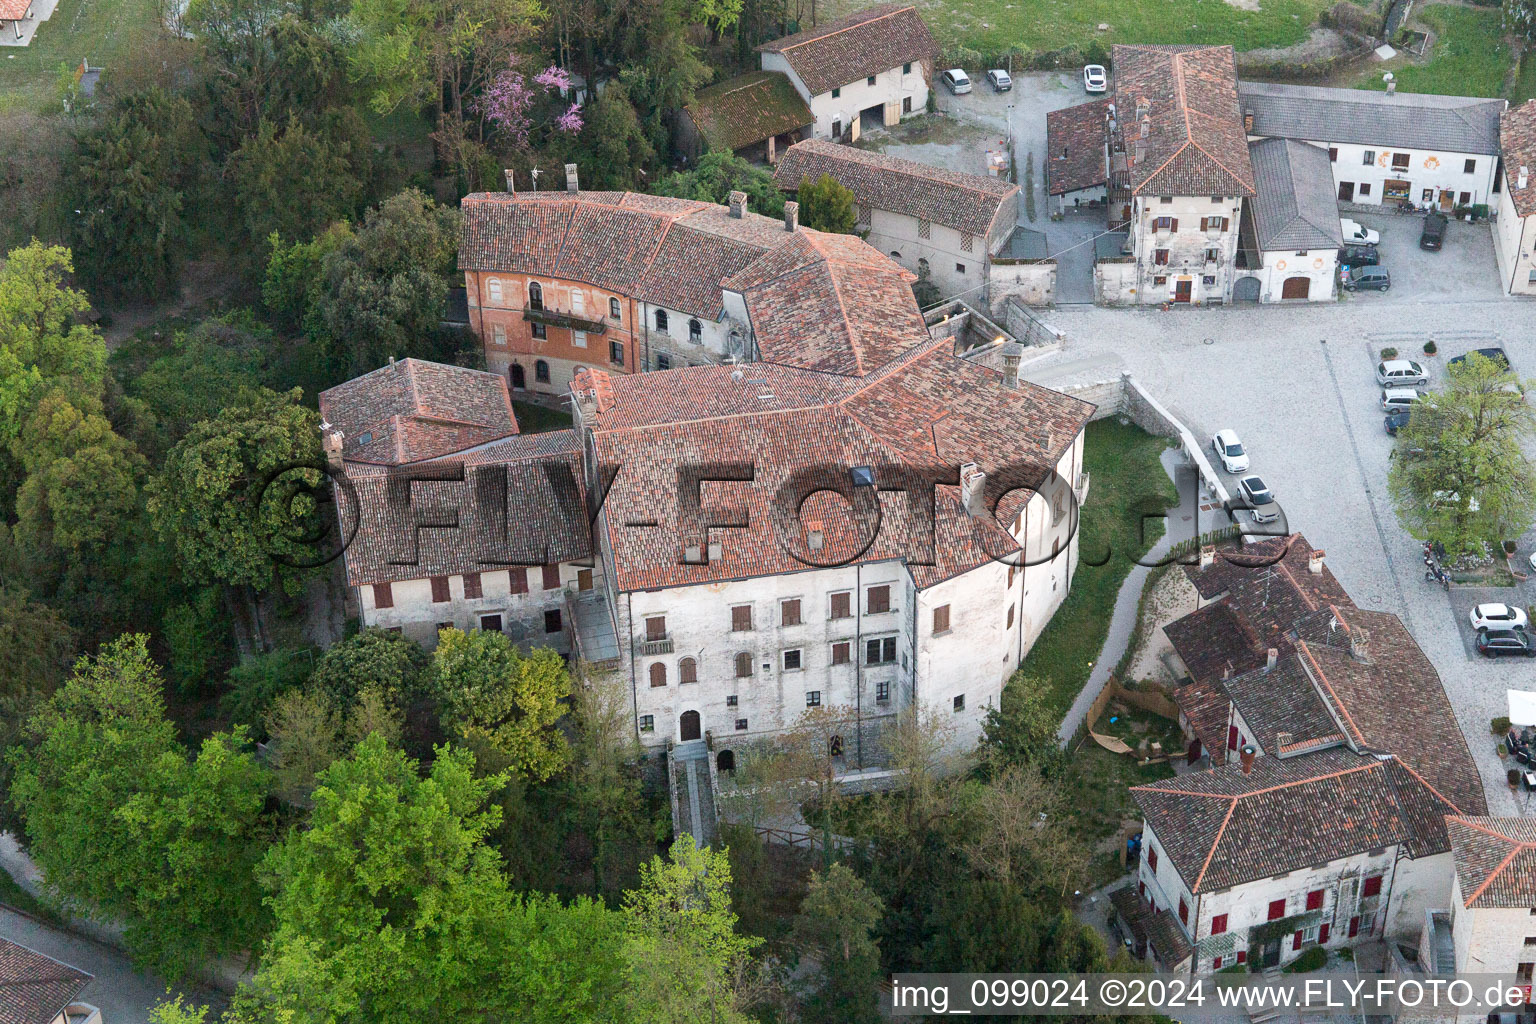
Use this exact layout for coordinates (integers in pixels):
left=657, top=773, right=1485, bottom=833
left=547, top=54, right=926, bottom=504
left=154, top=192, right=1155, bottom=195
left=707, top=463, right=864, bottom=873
left=1237, top=475, right=1280, bottom=523
left=1341, top=218, right=1380, bottom=246
left=1471, top=603, right=1528, bottom=632
left=1211, top=429, right=1250, bottom=473
left=1082, top=64, right=1108, bottom=93
left=986, top=69, right=1012, bottom=92
left=941, top=69, right=971, bottom=95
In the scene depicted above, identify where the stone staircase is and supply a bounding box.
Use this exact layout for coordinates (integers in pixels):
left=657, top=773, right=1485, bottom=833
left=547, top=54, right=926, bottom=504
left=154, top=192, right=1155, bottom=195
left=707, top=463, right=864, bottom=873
left=667, top=741, right=717, bottom=848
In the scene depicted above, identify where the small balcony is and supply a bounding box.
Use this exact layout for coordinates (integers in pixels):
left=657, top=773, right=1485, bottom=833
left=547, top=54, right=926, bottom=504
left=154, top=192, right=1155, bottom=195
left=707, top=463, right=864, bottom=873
left=524, top=307, right=607, bottom=334
left=638, top=636, right=674, bottom=656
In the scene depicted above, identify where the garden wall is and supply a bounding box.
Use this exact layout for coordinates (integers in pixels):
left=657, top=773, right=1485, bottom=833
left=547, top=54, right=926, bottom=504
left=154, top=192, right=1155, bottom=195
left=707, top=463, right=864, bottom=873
left=987, top=259, right=1056, bottom=308
left=1094, top=261, right=1139, bottom=305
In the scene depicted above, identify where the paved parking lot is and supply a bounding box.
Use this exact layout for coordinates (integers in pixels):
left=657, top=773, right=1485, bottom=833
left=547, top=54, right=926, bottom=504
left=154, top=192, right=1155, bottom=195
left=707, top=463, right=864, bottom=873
left=1022, top=297, right=1536, bottom=814
left=1339, top=210, right=1503, bottom=303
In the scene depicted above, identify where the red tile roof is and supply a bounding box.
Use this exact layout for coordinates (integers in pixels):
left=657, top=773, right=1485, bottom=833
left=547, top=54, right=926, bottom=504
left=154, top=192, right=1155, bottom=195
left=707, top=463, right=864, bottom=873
left=756, top=3, right=935, bottom=98
left=1447, top=816, right=1536, bottom=908
left=1045, top=100, right=1111, bottom=195
left=0, top=938, right=91, bottom=1024
left=580, top=338, right=1093, bottom=593
left=772, top=138, right=1019, bottom=238
left=1501, top=101, right=1536, bottom=218
left=1112, top=45, right=1255, bottom=198
left=317, top=358, right=518, bottom=466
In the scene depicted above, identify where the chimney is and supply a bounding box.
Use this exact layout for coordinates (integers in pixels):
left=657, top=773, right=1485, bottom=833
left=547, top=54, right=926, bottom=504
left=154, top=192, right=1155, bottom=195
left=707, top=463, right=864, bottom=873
left=1199, top=544, right=1216, bottom=569
left=1308, top=549, right=1325, bottom=574
left=1239, top=744, right=1256, bottom=775
left=1243, top=108, right=1254, bottom=133
left=1265, top=647, right=1278, bottom=672
left=959, top=462, right=987, bottom=517
left=1521, top=166, right=1530, bottom=190
left=1133, top=139, right=1147, bottom=165
left=320, top=423, right=344, bottom=467
left=1135, top=97, right=1149, bottom=121
left=1002, top=352, right=1021, bottom=389
left=1221, top=660, right=1233, bottom=681
left=1276, top=731, right=1293, bottom=753
left=1350, top=628, right=1371, bottom=662
left=783, top=200, right=799, bottom=232
left=565, top=163, right=579, bottom=193
left=504, top=168, right=516, bottom=194
left=1386, top=79, right=1397, bottom=95
left=1139, top=115, right=1150, bottom=140
left=728, top=190, right=747, bottom=219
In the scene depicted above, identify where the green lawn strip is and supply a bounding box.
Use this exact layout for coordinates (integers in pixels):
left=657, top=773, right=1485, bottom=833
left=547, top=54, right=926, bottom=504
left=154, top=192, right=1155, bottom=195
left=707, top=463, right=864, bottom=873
left=0, top=865, right=63, bottom=925
left=0, top=0, right=165, bottom=113
left=1358, top=6, right=1510, bottom=98
left=1069, top=743, right=1174, bottom=888
left=1018, top=418, right=1178, bottom=722
left=513, top=400, right=574, bottom=433
left=852, top=0, right=1330, bottom=59
left=1514, top=47, right=1536, bottom=105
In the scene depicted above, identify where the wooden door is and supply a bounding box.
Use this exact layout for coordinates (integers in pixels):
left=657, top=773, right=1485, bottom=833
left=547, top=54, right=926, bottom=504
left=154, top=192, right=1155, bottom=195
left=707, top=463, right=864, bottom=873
left=679, top=710, right=701, bottom=742
left=1439, top=190, right=1455, bottom=211
left=1281, top=276, right=1310, bottom=300
left=1174, top=279, right=1192, bottom=302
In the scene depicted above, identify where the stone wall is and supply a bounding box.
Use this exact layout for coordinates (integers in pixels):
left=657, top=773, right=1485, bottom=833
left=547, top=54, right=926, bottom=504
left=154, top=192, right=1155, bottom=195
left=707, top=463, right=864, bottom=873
left=986, top=259, right=1056, bottom=308
left=1094, top=261, right=1140, bottom=305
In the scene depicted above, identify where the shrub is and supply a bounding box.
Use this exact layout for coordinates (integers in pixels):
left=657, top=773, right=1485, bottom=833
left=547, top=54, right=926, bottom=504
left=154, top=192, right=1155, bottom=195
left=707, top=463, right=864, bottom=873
left=1284, top=946, right=1327, bottom=972
left=1494, top=715, right=1513, bottom=734
left=1423, top=340, right=1438, bottom=355
left=1380, top=347, right=1398, bottom=359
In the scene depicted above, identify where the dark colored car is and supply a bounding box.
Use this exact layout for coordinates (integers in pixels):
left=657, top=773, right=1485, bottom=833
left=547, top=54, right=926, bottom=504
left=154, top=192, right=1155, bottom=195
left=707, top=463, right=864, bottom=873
left=1420, top=211, right=1448, bottom=251
left=1449, top=346, right=1510, bottom=370
left=1477, top=628, right=1536, bottom=658
left=1384, top=410, right=1411, bottom=435
left=1345, top=266, right=1390, bottom=291
left=1338, top=244, right=1380, bottom=268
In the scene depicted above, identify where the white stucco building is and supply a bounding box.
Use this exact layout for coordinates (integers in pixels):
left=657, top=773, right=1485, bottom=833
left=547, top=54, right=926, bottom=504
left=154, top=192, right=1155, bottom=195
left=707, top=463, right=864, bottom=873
left=756, top=3, right=933, bottom=142
left=1445, top=817, right=1536, bottom=992
left=1495, top=101, right=1536, bottom=296
left=1235, top=137, right=1343, bottom=302
left=772, top=138, right=1021, bottom=300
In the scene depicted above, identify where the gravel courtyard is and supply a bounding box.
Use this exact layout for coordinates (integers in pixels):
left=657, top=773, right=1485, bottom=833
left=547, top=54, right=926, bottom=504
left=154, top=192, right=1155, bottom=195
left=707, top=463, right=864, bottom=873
left=1021, top=294, right=1536, bottom=815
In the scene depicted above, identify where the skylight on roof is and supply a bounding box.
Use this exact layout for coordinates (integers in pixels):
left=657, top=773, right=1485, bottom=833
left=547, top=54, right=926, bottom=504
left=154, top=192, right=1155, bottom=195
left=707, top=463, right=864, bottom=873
left=850, top=466, right=874, bottom=487
left=358, top=432, right=374, bottom=445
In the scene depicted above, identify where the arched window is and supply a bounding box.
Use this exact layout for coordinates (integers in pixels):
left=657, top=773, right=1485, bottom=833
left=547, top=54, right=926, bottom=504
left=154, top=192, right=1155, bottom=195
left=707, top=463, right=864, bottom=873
left=734, top=652, right=753, bottom=678
left=528, top=281, right=543, bottom=310
left=486, top=278, right=503, bottom=303
left=717, top=749, right=735, bottom=772
left=610, top=297, right=622, bottom=320
left=829, top=735, right=844, bottom=757
left=535, top=360, right=550, bottom=383
left=679, top=657, right=698, bottom=684
left=728, top=330, right=742, bottom=355
left=655, top=309, right=669, bottom=333
left=649, top=662, right=667, bottom=687
left=688, top=318, right=702, bottom=343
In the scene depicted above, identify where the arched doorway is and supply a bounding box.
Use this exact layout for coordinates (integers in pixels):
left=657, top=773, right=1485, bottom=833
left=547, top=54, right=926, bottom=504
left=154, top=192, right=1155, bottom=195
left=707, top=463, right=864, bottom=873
left=1232, top=276, right=1261, bottom=303
left=510, top=363, right=526, bottom=389
left=717, top=749, right=735, bottom=772
left=679, top=710, right=701, bottom=742
left=1281, top=276, right=1310, bottom=300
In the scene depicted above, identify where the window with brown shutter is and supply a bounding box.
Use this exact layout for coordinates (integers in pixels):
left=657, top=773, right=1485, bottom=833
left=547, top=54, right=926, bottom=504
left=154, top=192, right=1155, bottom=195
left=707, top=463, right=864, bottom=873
left=373, top=582, right=394, bottom=608
left=832, top=642, right=850, bottom=665
left=1007, top=605, right=1015, bottom=628
left=649, top=663, right=667, bottom=687
left=577, top=569, right=593, bottom=590
left=1154, top=249, right=1170, bottom=266
left=462, top=572, right=482, bottom=599
left=509, top=568, right=529, bottom=595
left=679, top=657, right=697, bottom=683
left=646, top=616, right=666, bottom=641
left=430, top=576, right=450, bottom=603
left=830, top=592, right=851, bottom=619
left=932, top=605, right=950, bottom=634
left=866, top=585, right=890, bottom=614
left=542, top=564, right=561, bottom=590
left=731, top=605, right=753, bottom=631
left=781, top=599, right=801, bottom=626
left=735, top=652, right=753, bottom=677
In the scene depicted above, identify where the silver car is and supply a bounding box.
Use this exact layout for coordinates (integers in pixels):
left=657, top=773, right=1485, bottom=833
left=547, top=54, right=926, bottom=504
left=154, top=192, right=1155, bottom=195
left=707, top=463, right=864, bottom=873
left=1237, top=475, right=1280, bottom=523
left=1375, top=359, right=1428, bottom=388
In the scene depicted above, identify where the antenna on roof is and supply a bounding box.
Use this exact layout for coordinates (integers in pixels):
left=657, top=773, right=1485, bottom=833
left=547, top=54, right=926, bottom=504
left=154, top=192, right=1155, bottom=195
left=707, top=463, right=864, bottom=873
left=530, top=167, right=541, bottom=191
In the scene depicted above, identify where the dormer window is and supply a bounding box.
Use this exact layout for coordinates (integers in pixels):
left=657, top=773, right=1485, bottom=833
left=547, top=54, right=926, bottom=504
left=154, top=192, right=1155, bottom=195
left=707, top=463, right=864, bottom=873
left=850, top=466, right=875, bottom=487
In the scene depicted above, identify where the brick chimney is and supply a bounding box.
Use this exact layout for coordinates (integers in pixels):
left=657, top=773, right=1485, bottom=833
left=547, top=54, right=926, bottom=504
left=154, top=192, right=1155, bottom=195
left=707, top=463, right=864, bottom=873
left=565, top=163, right=579, bottom=193
left=1265, top=647, right=1278, bottom=672
left=504, top=168, right=516, bottom=194
left=728, top=190, right=747, bottom=218
left=320, top=422, right=344, bottom=467
left=959, top=462, right=987, bottom=517
left=1350, top=628, right=1371, bottom=662
left=1239, top=744, right=1256, bottom=774
left=1199, top=544, right=1216, bottom=569
left=1243, top=108, right=1254, bottom=133
left=1308, top=549, right=1325, bottom=574
left=783, top=200, right=799, bottom=232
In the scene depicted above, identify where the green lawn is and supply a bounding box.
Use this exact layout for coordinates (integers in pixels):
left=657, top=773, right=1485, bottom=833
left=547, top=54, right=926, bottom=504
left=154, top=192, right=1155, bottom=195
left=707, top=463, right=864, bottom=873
left=513, top=400, right=574, bottom=433
left=1514, top=49, right=1536, bottom=106
left=1016, top=418, right=1178, bottom=723
left=1358, top=5, right=1511, bottom=98
left=836, top=0, right=1331, bottom=60
left=0, top=0, right=166, bottom=112
left=1068, top=743, right=1174, bottom=887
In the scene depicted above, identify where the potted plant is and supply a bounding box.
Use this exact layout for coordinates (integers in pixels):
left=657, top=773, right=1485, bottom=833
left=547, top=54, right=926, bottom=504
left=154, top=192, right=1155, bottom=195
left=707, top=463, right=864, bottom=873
left=1424, top=340, right=1438, bottom=356
left=1380, top=346, right=1398, bottom=359
left=1509, top=767, right=1521, bottom=790
left=1505, top=540, right=1518, bottom=556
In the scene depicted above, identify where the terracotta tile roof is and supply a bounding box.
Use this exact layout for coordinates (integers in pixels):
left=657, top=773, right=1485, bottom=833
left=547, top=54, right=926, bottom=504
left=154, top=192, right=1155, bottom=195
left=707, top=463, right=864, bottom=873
left=336, top=430, right=591, bottom=587
left=0, top=0, right=31, bottom=19
left=685, top=71, right=813, bottom=153
left=637, top=224, right=767, bottom=320
left=0, top=938, right=91, bottom=1024
left=1447, top=816, right=1536, bottom=908
left=1501, top=101, right=1536, bottom=219
left=1222, top=656, right=1340, bottom=755
left=1172, top=676, right=1233, bottom=766
left=772, top=138, right=1019, bottom=238
left=1164, top=601, right=1264, bottom=688
left=756, top=3, right=935, bottom=98
left=1046, top=100, right=1111, bottom=195
left=1134, top=748, right=1461, bottom=893
left=580, top=338, right=1093, bottom=593
left=1112, top=45, right=1255, bottom=197
left=318, top=358, right=518, bottom=466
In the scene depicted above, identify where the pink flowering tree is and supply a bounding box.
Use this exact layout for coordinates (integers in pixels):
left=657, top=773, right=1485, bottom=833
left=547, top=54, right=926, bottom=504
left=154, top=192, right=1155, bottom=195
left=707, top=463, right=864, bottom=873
left=477, top=57, right=583, bottom=148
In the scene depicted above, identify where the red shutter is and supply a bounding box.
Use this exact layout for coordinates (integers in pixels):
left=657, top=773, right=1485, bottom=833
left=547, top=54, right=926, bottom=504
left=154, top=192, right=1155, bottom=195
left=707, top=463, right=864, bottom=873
left=1213, top=956, right=1223, bottom=970
left=372, top=582, right=394, bottom=608
left=463, top=572, right=482, bottom=599
left=1237, top=951, right=1247, bottom=964
left=1362, top=874, right=1383, bottom=898
left=1211, top=914, right=1228, bottom=936
left=430, top=576, right=450, bottom=602
left=1319, top=923, right=1331, bottom=944
left=508, top=568, right=529, bottom=594
left=1147, top=846, right=1158, bottom=871
left=1170, top=218, right=1179, bottom=232
left=1228, top=725, right=1239, bottom=751
left=1293, top=930, right=1303, bottom=951
left=1268, top=898, right=1286, bottom=921
left=1348, top=916, right=1360, bottom=938
left=1306, top=889, right=1324, bottom=911
left=1179, top=898, right=1188, bottom=924
left=542, top=564, right=561, bottom=590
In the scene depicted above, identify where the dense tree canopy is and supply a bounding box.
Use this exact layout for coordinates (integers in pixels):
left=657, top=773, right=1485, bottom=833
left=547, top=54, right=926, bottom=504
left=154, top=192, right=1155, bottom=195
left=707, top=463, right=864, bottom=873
left=310, top=627, right=429, bottom=711
left=433, top=629, right=571, bottom=781
left=656, top=152, right=785, bottom=219
left=795, top=173, right=856, bottom=234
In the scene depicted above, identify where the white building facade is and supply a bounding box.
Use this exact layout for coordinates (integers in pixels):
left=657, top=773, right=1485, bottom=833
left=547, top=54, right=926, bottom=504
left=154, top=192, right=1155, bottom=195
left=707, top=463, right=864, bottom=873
left=1495, top=103, right=1536, bottom=296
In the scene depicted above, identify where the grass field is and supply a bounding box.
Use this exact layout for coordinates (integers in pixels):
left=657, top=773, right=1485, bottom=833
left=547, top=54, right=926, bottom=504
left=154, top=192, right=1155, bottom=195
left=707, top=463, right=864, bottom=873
left=513, top=400, right=574, bottom=433
left=1513, top=46, right=1536, bottom=105
left=1357, top=5, right=1511, bottom=98
left=1015, top=419, right=1178, bottom=723
left=0, top=0, right=164, bottom=112
left=837, top=0, right=1333, bottom=58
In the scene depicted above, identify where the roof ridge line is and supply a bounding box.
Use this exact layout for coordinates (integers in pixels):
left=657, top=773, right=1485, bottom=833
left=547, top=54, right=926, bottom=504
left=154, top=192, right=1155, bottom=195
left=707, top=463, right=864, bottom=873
left=1462, top=845, right=1524, bottom=908
left=820, top=239, right=866, bottom=376
left=1192, top=798, right=1239, bottom=891
left=774, top=4, right=911, bottom=50
left=798, top=141, right=1016, bottom=199
left=1297, top=639, right=1365, bottom=746
left=1453, top=816, right=1536, bottom=846
left=1391, top=758, right=1463, bottom=814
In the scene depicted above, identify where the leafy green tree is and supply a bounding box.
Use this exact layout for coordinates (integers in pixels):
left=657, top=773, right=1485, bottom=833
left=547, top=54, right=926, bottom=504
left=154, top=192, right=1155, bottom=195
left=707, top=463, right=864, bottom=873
left=147, top=996, right=210, bottom=1024
left=146, top=386, right=322, bottom=596
left=622, top=837, right=763, bottom=1024
left=981, top=674, right=1069, bottom=777
left=310, top=189, right=461, bottom=377
left=262, top=224, right=351, bottom=335
left=795, top=173, right=855, bottom=234
left=264, top=688, right=341, bottom=806
left=68, top=88, right=206, bottom=299
left=792, top=863, right=883, bottom=1023
left=656, top=152, right=784, bottom=219
left=9, top=635, right=272, bottom=979
left=1389, top=352, right=1536, bottom=557
left=231, top=116, right=369, bottom=255
left=563, top=83, right=657, bottom=192
left=252, top=735, right=517, bottom=1020
left=220, top=647, right=314, bottom=738
left=163, top=587, right=236, bottom=694
left=0, top=586, right=77, bottom=698
left=311, top=627, right=429, bottom=711
left=433, top=628, right=571, bottom=781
